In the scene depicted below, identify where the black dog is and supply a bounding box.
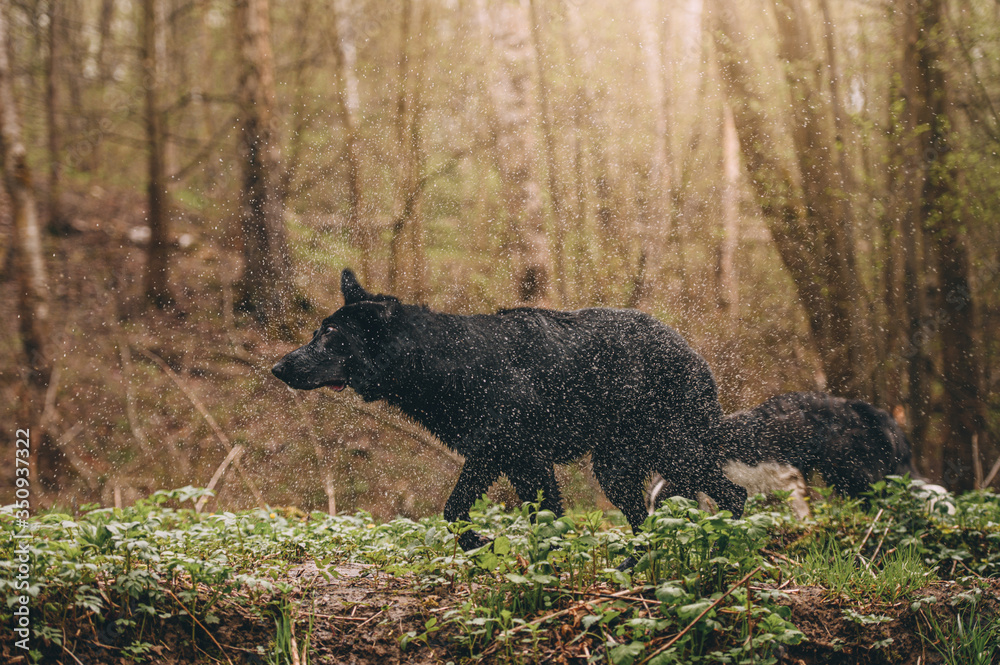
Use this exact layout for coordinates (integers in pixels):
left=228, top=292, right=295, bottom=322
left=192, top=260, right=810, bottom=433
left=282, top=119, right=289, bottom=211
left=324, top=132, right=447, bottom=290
left=648, top=391, right=916, bottom=512
left=272, top=269, right=746, bottom=551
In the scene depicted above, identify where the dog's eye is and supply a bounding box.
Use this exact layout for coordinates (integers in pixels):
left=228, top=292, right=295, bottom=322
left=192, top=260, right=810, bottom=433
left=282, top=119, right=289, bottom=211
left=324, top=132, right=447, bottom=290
left=326, top=326, right=336, bottom=334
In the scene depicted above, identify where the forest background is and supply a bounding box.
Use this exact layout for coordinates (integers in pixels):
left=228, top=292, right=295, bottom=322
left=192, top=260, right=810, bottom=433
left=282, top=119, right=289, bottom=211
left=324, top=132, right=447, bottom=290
left=1, top=0, right=998, bottom=518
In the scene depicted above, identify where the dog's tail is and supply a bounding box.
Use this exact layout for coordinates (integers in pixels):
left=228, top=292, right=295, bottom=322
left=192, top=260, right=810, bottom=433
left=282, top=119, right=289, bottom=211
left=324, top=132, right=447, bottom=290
left=848, top=400, right=921, bottom=480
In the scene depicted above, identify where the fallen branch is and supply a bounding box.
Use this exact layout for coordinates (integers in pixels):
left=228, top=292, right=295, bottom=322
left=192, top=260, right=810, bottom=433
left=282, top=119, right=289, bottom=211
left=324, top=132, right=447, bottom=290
left=137, top=347, right=266, bottom=509
left=857, top=508, right=884, bottom=553
left=164, top=588, right=234, bottom=665
left=983, top=449, right=1000, bottom=489
left=761, top=549, right=802, bottom=567
left=60, top=642, right=85, bottom=665
left=856, top=508, right=884, bottom=579
left=543, top=586, right=653, bottom=602
left=356, top=608, right=385, bottom=628
left=868, top=516, right=895, bottom=566
left=639, top=566, right=763, bottom=665
left=291, top=391, right=338, bottom=515
left=53, top=423, right=97, bottom=489
left=305, top=612, right=378, bottom=622
left=118, top=344, right=158, bottom=458
left=482, top=585, right=647, bottom=656
left=195, top=444, right=245, bottom=513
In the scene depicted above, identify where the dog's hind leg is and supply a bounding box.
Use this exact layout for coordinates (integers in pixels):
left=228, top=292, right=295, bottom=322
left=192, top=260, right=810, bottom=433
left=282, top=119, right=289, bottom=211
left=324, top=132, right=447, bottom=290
left=506, top=462, right=564, bottom=517
left=591, top=453, right=651, bottom=570
left=698, top=466, right=747, bottom=519
left=659, top=455, right=747, bottom=520
left=445, top=457, right=502, bottom=551
left=592, top=455, right=650, bottom=534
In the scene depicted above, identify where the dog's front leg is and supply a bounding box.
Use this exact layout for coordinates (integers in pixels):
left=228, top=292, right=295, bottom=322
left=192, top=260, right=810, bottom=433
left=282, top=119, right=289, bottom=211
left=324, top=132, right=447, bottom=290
left=444, top=456, right=501, bottom=551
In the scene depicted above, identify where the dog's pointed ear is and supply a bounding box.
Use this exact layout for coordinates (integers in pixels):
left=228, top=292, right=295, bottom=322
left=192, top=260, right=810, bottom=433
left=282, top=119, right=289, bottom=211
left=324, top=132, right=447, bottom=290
left=341, top=268, right=373, bottom=304
left=348, top=301, right=398, bottom=332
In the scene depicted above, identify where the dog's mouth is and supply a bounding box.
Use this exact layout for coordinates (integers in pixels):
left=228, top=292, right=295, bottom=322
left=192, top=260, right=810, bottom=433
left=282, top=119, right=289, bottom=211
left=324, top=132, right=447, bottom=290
left=323, top=381, right=347, bottom=392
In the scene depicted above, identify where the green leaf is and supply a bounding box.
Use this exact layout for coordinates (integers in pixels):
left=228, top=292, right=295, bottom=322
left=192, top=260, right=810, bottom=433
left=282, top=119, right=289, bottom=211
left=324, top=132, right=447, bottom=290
left=493, top=535, right=511, bottom=556
left=677, top=600, right=713, bottom=623
left=609, top=640, right=646, bottom=665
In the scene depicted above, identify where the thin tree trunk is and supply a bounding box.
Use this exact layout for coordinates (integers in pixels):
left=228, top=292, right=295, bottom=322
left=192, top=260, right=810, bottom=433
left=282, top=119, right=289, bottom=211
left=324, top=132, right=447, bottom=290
left=96, top=0, right=116, bottom=83
left=718, top=105, right=740, bottom=322
left=142, top=0, right=172, bottom=308
left=279, top=0, right=316, bottom=204
left=234, top=0, right=294, bottom=328
left=194, top=0, right=217, bottom=192
left=894, top=0, right=934, bottom=470
left=64, top=0, right=87, bottom=172
left=817, top=0, right=855, bottom=237
left=634, top=0, right=671, bottom=308
left=882, top=55, right=909, bottom=413
left=89, top=0, right=116, bottom=174
left=1, top=2, right=56, bottom=490
left=477, top=0, right=550, bottom=305
left=46, top=0, right=69, bottom=234
left=881, top=180, right=904, bottom=410
left=529, top=0, right=570, bottom=305
left=561, top=0, right=614, bottom=305
left=328, top=1, right=366, bottom=284
left=388, top=0, right=429, bottom=302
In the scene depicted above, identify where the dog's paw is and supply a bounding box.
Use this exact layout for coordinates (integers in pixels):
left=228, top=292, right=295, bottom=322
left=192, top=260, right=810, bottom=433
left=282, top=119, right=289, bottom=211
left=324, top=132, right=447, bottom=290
left=616, top=555, right=638, bottom=572
left=458, top=530, right=492, bottom=552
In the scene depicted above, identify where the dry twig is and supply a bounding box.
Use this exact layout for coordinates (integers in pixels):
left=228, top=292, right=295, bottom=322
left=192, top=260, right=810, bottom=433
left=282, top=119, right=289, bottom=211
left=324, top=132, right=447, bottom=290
left=481, top=585, right=643, bottom=656
left=163, top=588, right=235, bottom=665
left=639, top=566, right=763, bottom=665
left=137, top=347, right=266, bottom=509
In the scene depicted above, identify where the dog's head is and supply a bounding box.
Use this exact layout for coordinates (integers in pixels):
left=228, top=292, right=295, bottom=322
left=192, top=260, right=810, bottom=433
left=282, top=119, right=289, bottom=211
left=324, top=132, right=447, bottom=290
left=271, top=269, right=402, bottom=397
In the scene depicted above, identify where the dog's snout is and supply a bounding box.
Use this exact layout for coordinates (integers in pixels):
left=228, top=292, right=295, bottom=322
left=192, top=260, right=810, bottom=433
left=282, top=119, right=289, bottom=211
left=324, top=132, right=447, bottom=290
left=271, top=361, right=288, bottom=381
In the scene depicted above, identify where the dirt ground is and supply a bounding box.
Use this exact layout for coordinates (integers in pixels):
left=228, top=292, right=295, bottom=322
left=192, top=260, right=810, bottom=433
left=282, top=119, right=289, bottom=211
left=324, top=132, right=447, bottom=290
left=773, top=578, right=1000, bottom=665
left=12, top=561, right=996, bottom=665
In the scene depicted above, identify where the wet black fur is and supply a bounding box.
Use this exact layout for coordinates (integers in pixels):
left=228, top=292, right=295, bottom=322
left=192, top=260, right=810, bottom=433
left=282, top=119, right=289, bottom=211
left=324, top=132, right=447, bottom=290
left=683, top=392, right=915, bottom=501
left=272, top=269, right=747, bottom=550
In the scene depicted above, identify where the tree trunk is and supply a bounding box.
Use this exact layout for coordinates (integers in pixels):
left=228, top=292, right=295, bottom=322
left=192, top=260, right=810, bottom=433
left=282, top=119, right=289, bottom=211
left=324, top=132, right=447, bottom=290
left=770, top=0, right=870, bottom=397
left=529, top=0, right=570, bottom=305
left=142, top=0, right=172, bottom=308
left=45, top=0, right=70, bottom=234
left=388, top=0, right=429, bottom=303
left=327, top=1, right=366, bottom=284
left=0, top=2, right=57, bottom=491
left=891, top=0, right=933, bottom=468
left=96, top=0, right=116, bottom=83
left=88, top=0, right=116, bottom=174
left=561, top=0, right=616, bottom=305
left=634, top=0, right=672, bottom=307
left=718, top=104, right=740, bottom=321
left=234, top=0, right=294, bottom=327
left=477, top=0, right=551, bottom=305
left=711, top=0, right=872, bottom=398
left=907, top=0, right=982, bottom=491
left=936, top=215, right=982, bottom=491
left=816, top=0, right=855, bottom=237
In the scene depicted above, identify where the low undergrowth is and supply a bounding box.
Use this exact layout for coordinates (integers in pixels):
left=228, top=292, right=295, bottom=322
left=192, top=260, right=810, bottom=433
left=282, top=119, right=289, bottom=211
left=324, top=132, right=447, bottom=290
left=1, top=479, right=999, bottom=664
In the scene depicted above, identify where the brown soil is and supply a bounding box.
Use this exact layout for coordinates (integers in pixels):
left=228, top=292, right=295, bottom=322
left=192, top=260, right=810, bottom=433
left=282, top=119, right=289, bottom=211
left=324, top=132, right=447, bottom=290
left=14, top=565, right=997, bottom=665
left=775, top=578, right=1000, bottom=665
